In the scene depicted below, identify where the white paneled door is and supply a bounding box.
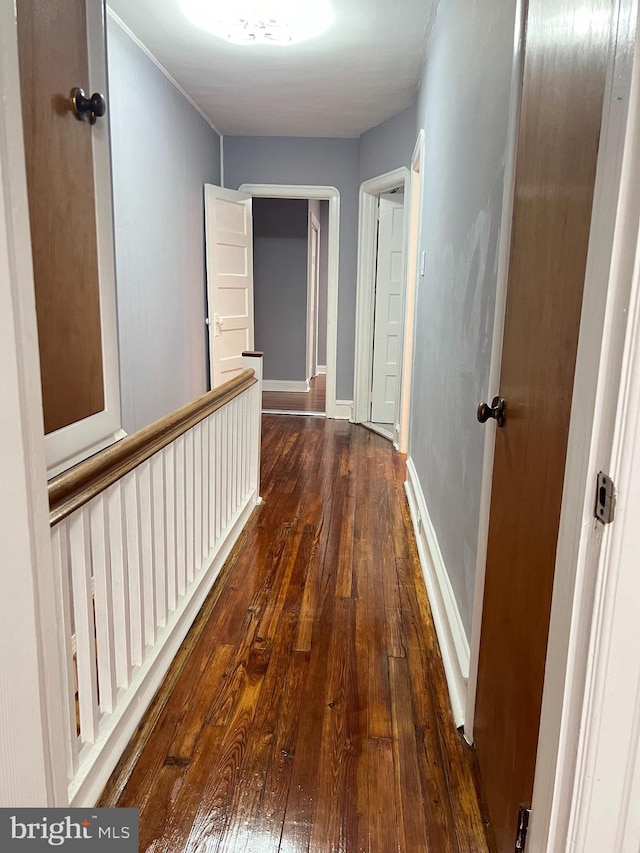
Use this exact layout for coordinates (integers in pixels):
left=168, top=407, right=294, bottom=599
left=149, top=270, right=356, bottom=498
left=205, top=185, right=255, bottom=387
left=370, top=192, right=405, bottom=424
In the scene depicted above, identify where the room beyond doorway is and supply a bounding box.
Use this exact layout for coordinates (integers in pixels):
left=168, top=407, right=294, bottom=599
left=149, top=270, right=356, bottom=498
left=263, top=374, right=326, bottom=416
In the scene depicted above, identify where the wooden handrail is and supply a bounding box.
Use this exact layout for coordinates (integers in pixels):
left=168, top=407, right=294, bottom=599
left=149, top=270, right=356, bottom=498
left=49, top=370, right=257, bottom=526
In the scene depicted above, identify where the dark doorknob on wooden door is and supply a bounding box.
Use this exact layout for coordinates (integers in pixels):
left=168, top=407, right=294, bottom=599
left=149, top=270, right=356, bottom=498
left=70, top=87, right=106, bottom=125
left=477, top=396, right=506, bottom=428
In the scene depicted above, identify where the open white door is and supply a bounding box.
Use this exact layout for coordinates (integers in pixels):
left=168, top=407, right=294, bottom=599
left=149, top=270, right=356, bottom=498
left=205, top=184, right=254, bottom=388
left=370, top=192, right=405, bottom=424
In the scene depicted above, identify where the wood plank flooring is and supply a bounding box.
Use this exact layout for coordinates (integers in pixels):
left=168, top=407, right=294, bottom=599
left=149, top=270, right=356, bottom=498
left=102, top=416, right=494, bottom=852
left=263, top=375, right=326, bottom=413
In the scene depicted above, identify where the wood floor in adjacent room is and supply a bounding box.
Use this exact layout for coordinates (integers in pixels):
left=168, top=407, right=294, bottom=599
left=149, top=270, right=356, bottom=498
left=102, top=416, right=494, bottom=853
left=263, top=374, right=326, bottom=414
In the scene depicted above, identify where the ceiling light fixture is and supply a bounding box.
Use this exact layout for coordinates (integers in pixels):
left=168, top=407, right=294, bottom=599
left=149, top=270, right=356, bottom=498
left=181, top=0, right=334, bottom=46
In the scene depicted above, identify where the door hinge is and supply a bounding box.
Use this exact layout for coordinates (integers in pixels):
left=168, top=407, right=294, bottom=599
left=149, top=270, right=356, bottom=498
left=515, top=804, right=531, bottom=851
left=595, top=471, right=616, bottom=524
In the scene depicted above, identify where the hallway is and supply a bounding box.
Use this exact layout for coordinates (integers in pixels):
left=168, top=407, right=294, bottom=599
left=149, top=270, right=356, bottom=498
left=101, top=416, right=493, bottom=852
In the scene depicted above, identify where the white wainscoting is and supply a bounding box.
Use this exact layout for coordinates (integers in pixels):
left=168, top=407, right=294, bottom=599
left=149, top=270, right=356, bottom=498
left=405, top=457, right=470, bottom=727
left=50, top=368, right=262, bottom=805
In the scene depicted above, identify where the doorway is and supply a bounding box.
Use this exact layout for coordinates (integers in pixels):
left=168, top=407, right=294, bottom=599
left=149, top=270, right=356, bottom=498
left=239, top=184, right=341, bottom=419
left=353, top=167, right=410, bottom=448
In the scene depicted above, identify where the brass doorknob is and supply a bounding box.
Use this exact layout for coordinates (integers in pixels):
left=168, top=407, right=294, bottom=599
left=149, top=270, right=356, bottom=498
left=70, top=87, right=106, bottom=125
left=477, top=396, right=506, bottom=428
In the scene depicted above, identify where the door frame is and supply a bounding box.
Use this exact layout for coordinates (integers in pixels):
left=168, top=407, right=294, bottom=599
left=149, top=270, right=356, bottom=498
left=0, top=0, right=69, bottom=804
left=353, top=166, right=409, bottom=446
left=306, top=208, right=321, bottom=384
left=398, top=131, right=425, bottom=454
left=239, top=183, right=343, bottom=419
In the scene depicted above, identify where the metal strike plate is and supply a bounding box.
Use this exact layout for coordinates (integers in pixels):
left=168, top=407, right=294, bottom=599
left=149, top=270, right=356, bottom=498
left=595, top=472, right=616, bottom=525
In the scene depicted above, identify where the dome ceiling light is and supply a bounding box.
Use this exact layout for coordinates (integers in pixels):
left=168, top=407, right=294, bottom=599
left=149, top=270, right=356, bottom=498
left=181, top=0, right=335, bottom=46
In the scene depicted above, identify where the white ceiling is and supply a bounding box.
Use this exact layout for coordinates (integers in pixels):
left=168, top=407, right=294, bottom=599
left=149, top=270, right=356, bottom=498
left=106, top=0, right=438, bottom=138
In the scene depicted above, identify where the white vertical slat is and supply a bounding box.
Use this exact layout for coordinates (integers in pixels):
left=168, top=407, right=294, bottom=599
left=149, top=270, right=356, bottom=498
left=107, top=482, right=131, bottom=690
left=68, top=508, right=100, bottom=744
left=151, top=452, right=167, bottom=629
left=229, top=397, right=236, bottom=517
left=201, top=419, right=210, bottom=563
left=242, top=389, right=253, bottom=500
left=50, top=522, right=80, bottom=778
left=185, top=429, right=195, bottom=584
left=175, top=435, right=187, bottom=599
left=90, top=495, right=117, bottom=714
left=208, top=414, right=216, bottom=553
left=215, top=408, right=223, bottom=544
left=242, top=391, right=249, bottom=498
left=164, top=443, right=178, bottom=613
left=137, top=463, right=156, bottom=648
left=123, top=471, right=143, bottom=667
left=232, top=396, right=240, bottom=514
left=194, top=422, right=203, bottom=573
left=223, top=405, right=230, bottom=531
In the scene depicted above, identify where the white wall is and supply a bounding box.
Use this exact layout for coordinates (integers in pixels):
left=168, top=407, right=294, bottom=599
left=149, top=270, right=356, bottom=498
left=223, top=136, right=360, bottom=401
left=409, top=0, right=517, bottom=638
left=107, top=18, right=221, bottom=434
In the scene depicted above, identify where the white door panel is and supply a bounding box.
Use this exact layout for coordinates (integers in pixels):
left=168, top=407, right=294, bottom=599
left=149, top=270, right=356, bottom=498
left=371, top=193, right=405, bottom=424
left=205, top=185, right=254, bottom=387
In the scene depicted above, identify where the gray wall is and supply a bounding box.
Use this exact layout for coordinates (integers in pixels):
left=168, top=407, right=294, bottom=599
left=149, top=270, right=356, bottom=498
left=253, top=198, right=309, bottom=382
left=409, top=0, right=516, bottom=638
left=224, top=136, right=360, bottom=400
left=359, top=105, right=418, bottom=183
left=107, top=18, right=221, bottom=434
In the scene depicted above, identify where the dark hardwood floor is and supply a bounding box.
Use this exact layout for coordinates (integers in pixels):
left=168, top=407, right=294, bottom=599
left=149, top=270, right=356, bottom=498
left=102, top=416, right=494, bottom=852
left=263, top=374, right=326, bottom=414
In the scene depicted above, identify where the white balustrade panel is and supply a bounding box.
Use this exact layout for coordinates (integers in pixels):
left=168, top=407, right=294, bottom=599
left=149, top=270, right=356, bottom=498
left=50, top=371, right=262, bottom=806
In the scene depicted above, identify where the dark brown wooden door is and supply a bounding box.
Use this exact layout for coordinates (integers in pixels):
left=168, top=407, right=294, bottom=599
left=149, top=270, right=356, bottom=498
left=474, top=1, right=616, bottom=850
left=17, top=0, right=105, bottom=434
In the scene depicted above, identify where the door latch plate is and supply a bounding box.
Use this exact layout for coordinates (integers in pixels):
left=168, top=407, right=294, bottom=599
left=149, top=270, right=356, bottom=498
left=595, top=472, right=616, bottom=525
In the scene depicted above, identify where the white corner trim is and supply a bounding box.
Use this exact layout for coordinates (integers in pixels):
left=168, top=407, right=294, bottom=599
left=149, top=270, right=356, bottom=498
left=332, top=400, right=353, bottom=420
left=220, top=135, right=225, bottom=188
left=316, top=365, right=327, bottom=375
left=106, top=7, right=223, bottom=137
left=405, top=456, right=470, bottom=727
left=262, top=379, right=309, bottom=393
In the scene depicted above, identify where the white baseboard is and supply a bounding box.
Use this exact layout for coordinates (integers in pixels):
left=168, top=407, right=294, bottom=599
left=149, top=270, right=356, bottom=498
left=333, top=400, right=354, bottom=420
left=405, top=457, right=470, bottom=727
left=262, top=379, right=310, bottom=393
left=316, top=365, right=327, bottom=375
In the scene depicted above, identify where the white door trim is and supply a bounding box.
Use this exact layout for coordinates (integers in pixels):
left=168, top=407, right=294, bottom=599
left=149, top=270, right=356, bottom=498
left=398, top=131, right=425, bottom=454
left=239, top=183, right=341, bottom=419
left=353, top=167, right=409, bottom=445
left=0, top=0, right=68, bottom=804
left=464, top=0, right=526, bottom=741
left=307, top=209, right=321, bottom=383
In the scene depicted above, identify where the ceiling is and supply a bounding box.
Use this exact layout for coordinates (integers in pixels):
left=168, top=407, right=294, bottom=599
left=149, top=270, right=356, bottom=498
left=106, top=0, right=438, bottom=138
